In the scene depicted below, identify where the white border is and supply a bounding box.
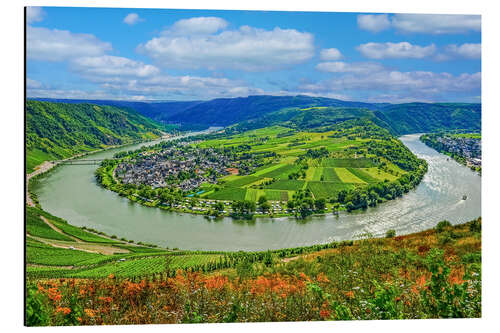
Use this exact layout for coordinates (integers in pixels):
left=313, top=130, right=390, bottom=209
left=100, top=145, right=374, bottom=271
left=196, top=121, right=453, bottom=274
left=2, top=1, right=499, bottom=332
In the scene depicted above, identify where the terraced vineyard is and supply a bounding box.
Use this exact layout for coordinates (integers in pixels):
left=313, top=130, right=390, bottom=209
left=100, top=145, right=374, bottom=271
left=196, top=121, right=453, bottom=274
left=26, top=207, right=223, bottom=279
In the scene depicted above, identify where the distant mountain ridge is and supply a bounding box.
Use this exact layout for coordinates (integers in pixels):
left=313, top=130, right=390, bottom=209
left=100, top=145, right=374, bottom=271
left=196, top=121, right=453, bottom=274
left=30, top=95, right=481, bottom=135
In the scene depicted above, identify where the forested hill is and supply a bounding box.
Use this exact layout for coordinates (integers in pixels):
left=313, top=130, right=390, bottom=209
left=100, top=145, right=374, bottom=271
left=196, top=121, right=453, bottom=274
left=162, top=95, right=381, bottom=126
left=30, top=96, right=481, bottom=135
left=378, top=103, right=481, bottom=134
left=165, top=98, right=480, bottom=134
left=26, top=100, right=165, bottom=173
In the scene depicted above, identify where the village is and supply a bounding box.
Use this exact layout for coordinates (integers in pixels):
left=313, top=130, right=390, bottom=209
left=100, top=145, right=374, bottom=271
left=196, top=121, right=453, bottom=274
left=436, top=136, right=482, bottom=168
left=114, top=145, right=238, bottom=191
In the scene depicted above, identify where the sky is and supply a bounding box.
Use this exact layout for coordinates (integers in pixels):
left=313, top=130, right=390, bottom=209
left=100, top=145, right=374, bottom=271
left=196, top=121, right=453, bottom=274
left=26, top=6, right=481, bottom=103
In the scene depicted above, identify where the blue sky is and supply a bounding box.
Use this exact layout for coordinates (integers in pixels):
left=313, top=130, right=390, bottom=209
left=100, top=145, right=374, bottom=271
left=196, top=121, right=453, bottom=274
left=26, top=7, right=481, bottom=103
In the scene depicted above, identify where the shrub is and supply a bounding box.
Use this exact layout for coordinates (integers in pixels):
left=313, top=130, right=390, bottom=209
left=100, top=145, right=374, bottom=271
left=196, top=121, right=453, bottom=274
left=469, top=219, right=481, bottom=233
left=436, top=220, right=452, bottom=233
left=25, top=285, right=50, bottom=326
left=385, top=229, right=396, bottom=238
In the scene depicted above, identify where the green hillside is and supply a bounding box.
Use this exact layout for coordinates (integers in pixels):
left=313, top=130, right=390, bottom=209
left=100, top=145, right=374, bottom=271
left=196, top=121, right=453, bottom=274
left=26, top=100, right=165, bottom=173
left=378, top=103, right=481, bottom=134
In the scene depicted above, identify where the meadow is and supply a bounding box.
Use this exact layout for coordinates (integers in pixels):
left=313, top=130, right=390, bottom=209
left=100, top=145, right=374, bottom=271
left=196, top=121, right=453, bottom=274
left=26, top=218, right=482, bottom=325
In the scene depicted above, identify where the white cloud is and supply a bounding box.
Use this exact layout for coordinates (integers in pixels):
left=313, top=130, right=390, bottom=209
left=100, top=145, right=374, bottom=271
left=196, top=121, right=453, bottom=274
left=169, top=17, right=228, bottom=35
left=138, top=18, right=315, bottom=71
left=27, top=78, right=43, bottom=89
left=319, top=48, right=342, bottom=61
left=70, top=55, right=159, bottom=78
left=316, top=61, right=385, bottom=74
left=444, top=43, right=481, bottom=59
left=357, top=14, right=390, bottom=33
left=357, top=42, right=436, bottom=59
left=26, top=7, right=45, bottom=24
left=123, top=13, right=143, bottom=25
left=392, top=14, right=481, bottom=34
left=27, top=26, right=112, bottom=62
left=308, top=59, right=480, bottom=102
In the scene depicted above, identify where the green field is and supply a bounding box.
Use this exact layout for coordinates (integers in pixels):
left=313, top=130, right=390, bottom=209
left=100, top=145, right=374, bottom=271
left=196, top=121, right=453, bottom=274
left=26, top=208, right=75, bottom=242
left=259, top=164, right=300, bottom=179
left=334, top=168, right=366, bottom=184
left=69, top=254, right=221, bottom=278
left=306, top=182, right=356, bottom=199
left=321, top=168, right=341, bottom=182
left=224, top=175, right=260, bottom=188
left=264, top=190, right=289, bottom=201
left=346, top=167, right=380, bottom=184
left=263, top=180, right=305, bottom=191
left=189, top=125, right=410, bottom=205
left=321, top=158, right=375, bottom=168
left=205, top=187, right=247, bottom=201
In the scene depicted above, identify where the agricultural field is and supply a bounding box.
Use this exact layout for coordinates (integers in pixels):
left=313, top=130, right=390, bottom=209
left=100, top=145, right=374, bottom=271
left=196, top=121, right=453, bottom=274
left=96, top=119, right=426, bottom=218
left=199, top=124, right=408, bottom=204
left=25, top=206, right=223, bottom=280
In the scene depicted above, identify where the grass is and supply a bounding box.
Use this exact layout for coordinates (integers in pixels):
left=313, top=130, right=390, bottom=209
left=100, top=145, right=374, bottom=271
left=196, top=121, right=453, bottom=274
left=26, top=207, right=75, bottom=242
left=321, top=158, right=375, bottom=168
left=47, top=217, right=118, bottom=244
left=264, top=190, right=288, bottom=201
left=26, top=241, right=105, bottom=266
left=262, top=180, right=305, bottom=191
left=333, top=168, right=366, bottom=184
left=224, top=175, right=260, bottom=188
left=306, top=181, right=356, bottom=199
left=321, top=168, right=342, bottom=182
left=74, top=254, right=221, bottom=278
left=252, top=163, right=284, bottom=177
left=346, top=168, right=380, bottom=184
left=206, top=187, right=247, bottom=201
left=359, top=167, right=397, bottom=182
left=245, top=188, right=265, bottom=202
left=26, top=149, right=54, bottom=174
left=259, top=164, right=300, bottom=179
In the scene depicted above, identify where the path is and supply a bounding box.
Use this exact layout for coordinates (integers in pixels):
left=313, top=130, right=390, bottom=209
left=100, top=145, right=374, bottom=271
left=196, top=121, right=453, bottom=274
left=40, top=215, right=83, bottom=243
left=27, top=234, right=130, bottom=255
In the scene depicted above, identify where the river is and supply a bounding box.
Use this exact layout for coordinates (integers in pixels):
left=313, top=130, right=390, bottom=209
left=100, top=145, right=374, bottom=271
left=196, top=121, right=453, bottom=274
left=31, top=133, right=481, bottom=251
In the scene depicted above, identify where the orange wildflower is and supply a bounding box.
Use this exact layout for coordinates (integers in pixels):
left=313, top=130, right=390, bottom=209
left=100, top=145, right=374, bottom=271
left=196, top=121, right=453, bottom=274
left=48, top=287, right=62, bottom=302
left=317, top=273, right=330, bottom=283
left=204, top=275, right=228, bottom=290
left=84, top=309, right=96, bottom=318
left=449, top=267, right=465, bottom=285
left=55, top=307, right=71, bottom=316
left=108, top=274, right=115, bottom=279
left=416, top=275, right=426, bottom=288
left=320, top=309, right=331, bottom=319
left=345, top=290, right=355, bottom=299
left=98, top=296, right=112, bottom=303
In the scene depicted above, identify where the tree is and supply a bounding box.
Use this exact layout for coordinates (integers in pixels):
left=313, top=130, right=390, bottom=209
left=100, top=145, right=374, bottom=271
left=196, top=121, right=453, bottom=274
left=314, top=198, right=326, bottom=211
left=214, top=202, right=225, bottom=212
left=260, top=201, right=271, bottom=212
left=258, top=195, right=268, bottom=205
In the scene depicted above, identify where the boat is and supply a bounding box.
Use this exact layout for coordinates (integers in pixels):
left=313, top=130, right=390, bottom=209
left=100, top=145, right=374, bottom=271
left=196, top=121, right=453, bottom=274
left=462, top=195, right=467, bottom=200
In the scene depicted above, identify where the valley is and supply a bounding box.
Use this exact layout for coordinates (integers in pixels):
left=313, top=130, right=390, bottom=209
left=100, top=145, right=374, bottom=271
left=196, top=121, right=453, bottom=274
left=95, top=119, right=426, bottom=218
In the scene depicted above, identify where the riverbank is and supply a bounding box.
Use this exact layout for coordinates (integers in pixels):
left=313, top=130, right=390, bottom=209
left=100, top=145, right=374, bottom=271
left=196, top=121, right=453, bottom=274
left=26, top=133, right=175, bottom=207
